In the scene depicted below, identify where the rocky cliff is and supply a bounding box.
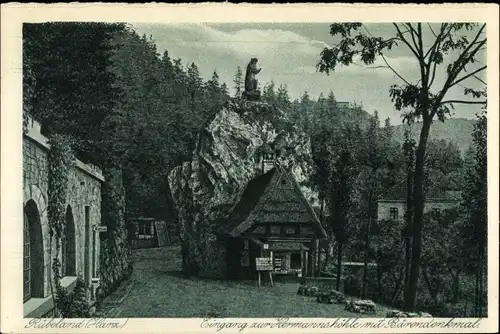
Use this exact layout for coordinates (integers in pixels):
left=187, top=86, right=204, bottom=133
left=168, top=99, right=318, bottom=277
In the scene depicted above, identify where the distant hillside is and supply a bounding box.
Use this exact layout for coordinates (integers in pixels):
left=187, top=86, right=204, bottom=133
left=391, top=118, right=476, bottom=155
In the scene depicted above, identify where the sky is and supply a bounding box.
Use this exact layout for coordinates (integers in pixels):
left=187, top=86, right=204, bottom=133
left=132, top=22, right=486, bottom=125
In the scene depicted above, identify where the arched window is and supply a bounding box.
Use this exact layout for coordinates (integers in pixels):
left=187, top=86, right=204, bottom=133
left=62, top=205, right=76, bottom=277
left=24, top=200, right=44, bottom=301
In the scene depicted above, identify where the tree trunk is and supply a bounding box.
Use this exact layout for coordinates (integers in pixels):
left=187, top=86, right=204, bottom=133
left=320, top=197, right=325, bottom=226
left=336, top=242, right=343, bottom=291
left=477, top=245, right=485, bottom=316
left=404, top=117, right=432, bottom=312
left=449, top=269, right=461, bottom=304
left=322, top=244, right=330, bottom=272
left=362, top=191, right=373, bottom=298
left=403, top=154, right=414, bottom=303
left=474, top=247, right=480, bottom=316
left=376, top=264, right=382, bottom=302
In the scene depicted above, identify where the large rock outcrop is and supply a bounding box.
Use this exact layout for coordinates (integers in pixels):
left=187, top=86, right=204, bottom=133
left=168, top=99, right=318, bottom=277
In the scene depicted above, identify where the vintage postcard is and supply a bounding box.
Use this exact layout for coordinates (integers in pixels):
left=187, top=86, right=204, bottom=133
left=1, top=2, right=499, bottom=334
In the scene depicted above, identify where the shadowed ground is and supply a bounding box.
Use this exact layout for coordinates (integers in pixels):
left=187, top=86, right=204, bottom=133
left=97, top=246, right=390, bottom=318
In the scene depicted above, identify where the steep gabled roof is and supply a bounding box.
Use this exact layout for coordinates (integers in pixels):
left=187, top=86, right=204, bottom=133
left=224, top=163, right=327, bottom=238
left=223, top=168, right=277, bottom=234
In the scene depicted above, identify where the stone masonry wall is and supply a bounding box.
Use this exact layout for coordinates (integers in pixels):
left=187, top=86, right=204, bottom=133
left=23, top=119, right=103, bottom=304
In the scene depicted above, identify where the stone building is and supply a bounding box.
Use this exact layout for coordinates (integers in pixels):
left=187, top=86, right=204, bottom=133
left=23, top=118, right=104, bottom=317
left=377, top=190, right=462, bottom=223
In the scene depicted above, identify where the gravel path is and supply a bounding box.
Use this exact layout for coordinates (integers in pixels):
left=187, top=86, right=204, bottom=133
left=97, top=246, right=389, bottom=318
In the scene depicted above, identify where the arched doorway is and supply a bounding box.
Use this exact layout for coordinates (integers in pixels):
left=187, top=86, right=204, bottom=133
left=24, top=200, right=44, bottom=301
left=62, top=205, right=76, bottom=277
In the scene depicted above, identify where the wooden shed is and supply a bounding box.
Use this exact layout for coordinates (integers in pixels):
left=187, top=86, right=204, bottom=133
left=219, top=163, right=327, bottom=280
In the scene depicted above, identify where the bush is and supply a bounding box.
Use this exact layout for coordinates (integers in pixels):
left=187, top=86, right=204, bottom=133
left=56, top=277, right=91, bottom=318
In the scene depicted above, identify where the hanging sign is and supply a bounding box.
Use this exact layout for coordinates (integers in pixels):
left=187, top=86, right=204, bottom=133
left=94, top=225, right=107, bottom=232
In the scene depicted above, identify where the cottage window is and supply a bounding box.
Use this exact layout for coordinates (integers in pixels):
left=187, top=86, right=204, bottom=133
left=389, top=208, right=399, bottom=221
left=271, top=225, right=281, bottom=235
left=431, top=208, right=441, bottom=215
left=263, top=153, right=274, bottom=160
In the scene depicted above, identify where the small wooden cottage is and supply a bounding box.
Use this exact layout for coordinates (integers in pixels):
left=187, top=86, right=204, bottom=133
left=219, top=161, right=327, bottom=280
left=131, top=217, right=170, bottom=249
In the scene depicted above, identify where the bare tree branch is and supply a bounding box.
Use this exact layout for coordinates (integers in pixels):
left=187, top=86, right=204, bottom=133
left=438, top=24, right=486, bottom=102
left=441, top=100, right=487, bottom=105
left=424, top=24, right=445, bottom=60
left=352, top=62, right=389, bottom=70
left=381, top=54, right=413, bottom=86
left=406, top=23, right=420, bottom=53
left=473, top=74, right=487, bottom=85
left=427, top=23, right=438, bottom=38
left=448, top=25, right=486, bottom=84
left=393, top=23, right=420, bottom=59
left=362, top=24, right=413, bottom=86
left=416, top=23, right=428, bottom=87
left=450, top=65, right=487, bottom=88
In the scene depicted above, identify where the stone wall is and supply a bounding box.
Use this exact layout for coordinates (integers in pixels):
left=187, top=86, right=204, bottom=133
left=98, top=164, right=132, bottom=297
left=23, top=118, right=104, bottom=316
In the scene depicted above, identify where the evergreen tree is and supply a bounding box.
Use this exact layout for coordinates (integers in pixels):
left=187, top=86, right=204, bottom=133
left=327, top=91, right=337, bottom=111
left=233, top=66, right=243, bottom=97
left=262, top=81, right=276, bottom=104
left=276, top=84, right=291, bottom=110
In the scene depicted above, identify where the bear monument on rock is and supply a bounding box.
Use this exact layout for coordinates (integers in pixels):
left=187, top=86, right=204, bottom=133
left=243, top=58, right=261, bottom=101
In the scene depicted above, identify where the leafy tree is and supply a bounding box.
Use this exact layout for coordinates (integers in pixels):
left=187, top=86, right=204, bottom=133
left=358, top=111, right=383, bottom=297
left=462, top=111, right=487, bottom=316
left=402, top=125, right=416, bottom=302
left=317, top=23, right=486, bottom=311
left=371, top=218, right=406, bottom=304
left=312, top=124, right=360, bottom=290
left=23, top=22, right=126, bottom=165
left=424, top=139, right=463, bottom=192
left=420, top=208, right=467, bottom=310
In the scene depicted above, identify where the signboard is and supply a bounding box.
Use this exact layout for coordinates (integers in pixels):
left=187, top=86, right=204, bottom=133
left=256, top=257, right=273, bottom=271
left=94, top=225, right=107, bottom=232
left=274, top=257, right=282, bottom=272
left=155, top=221, right=168, bottom=247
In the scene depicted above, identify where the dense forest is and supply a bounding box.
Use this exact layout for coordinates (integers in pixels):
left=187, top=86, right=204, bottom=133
left=23, top=22, right=487, bottom=316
